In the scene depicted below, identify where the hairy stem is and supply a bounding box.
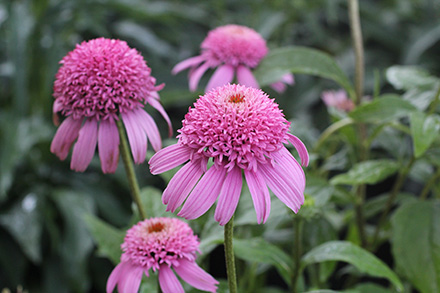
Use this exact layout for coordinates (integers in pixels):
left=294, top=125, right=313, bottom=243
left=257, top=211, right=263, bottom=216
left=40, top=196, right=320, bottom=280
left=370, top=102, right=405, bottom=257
left=117, top=119, right=147, bottom=220
left=419, top=167, right=440, bottom=200
left=224, top=216, right=238, bottom=293
left=291, top=219, right=303, bottom=293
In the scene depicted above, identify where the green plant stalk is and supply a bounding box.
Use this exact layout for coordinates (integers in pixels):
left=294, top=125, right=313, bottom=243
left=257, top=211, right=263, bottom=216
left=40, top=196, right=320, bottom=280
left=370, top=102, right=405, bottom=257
left=224, top=216, right=237, bottom=293
left=427, top=84, right=440, bottom=115
left=348, top=0, right=368, bottom=248
left=116, top=119, right=147, bottom=220
left=291, top=219, right=303, bottom=293
left=370, top=157, right=415, bottom=250
left=419, top=167, right=440, bottom=200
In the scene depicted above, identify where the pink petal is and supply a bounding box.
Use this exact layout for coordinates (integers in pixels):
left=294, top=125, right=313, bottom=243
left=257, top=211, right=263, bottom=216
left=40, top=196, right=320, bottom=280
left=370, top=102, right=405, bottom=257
left=287, top=133, right=309, bottom=167
left=163, top=160, right=204, bottom=212
left=134, top=108, right=162, bottom=152
left=189, top=62, right=210, bottom=92
left=70, top=118, right=98, bottom=172
left=236, top=65, right=259, bottom=89
left=205, top=64, right=235, bottom=92
left=172, top=55, right=206, bottom=75
left=149, top=144, right=192, bottom=174
left=258, top=162, right=303, bottom=213
left=275, top=147, right=306, bottom=192
left=158, top=265, right=184, bottom=293
left=269, top=81, right=287, bottom=93
left=244, top=169, right=271, bottom=224
left=174, top=259, right=219, bottom=293
left=98, top=118, right=120, bottom=174
left=121, top=111, right=147, bottom=164
left=282, top=73, right=295, bottom=85
left=146, top=96, right=173, bottom=137
left=178, top=165, right=227, bottom=220
left=117, top=263, right=144, bottom=293
left=214, top=166, right=243, bottom=225
left=106, top=262, right=124, bottom=293
left=50, top=116, right=83, bottom=160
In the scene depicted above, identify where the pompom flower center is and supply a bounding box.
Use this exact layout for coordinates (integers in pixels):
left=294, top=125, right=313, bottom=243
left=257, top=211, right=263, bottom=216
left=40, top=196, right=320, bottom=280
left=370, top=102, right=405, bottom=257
left=201, top=24, right=268, bottom=68
left=53, top=38, right=159, bottom=120
left=121, top=218, right=199, bottom=271
left=178, top=84, right=290, bottom=171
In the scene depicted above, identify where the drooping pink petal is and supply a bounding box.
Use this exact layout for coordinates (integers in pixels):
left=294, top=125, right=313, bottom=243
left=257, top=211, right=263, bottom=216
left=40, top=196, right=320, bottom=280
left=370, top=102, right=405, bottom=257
left=70, top=118, right=98, bottom=172
left=116, top=263, right=144, bottom=293
left=106, top=262, right=124, bottom=293
left=236, top=65, right=259, bottom=89
left=205, top=64, right=235, bottom=92
left=149, top=144, right=192, bottom=174
left=133, top=108, right=162, bottom=152
left=98, top=118, right=120, bottom=174
left=174, top=259, right=219, bottom=293
left=178, top=166, right=227, bottom=220
left=172, top=55, right=206, bottom=75
left=287, top=133, right=309, bottom=167
left=50, top=116, right=83, bottom=160
left=146, top=96, right=173, bottom=137
left=258, top=162, right=303, bottom=213
left=269, top=81, right=287, bottom=93
left=275, top=147, right=306, bottom=192
left=158, top=265, right=184, bottom=293
left=214, top=166, right=243, bottom=225
left=282, top=73, right=295, bottom=85
left=163, top=160, right=204, bottom=212
left=244, top=169, right=271, bottom=224
left=189, top=62, right=211, bottom=92
left=121, top=111, right=147, bottom=164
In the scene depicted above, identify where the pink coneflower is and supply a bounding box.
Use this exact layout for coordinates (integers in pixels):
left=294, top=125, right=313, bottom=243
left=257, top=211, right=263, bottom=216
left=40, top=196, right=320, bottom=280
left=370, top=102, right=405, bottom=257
left=172, top=24, right=294, bottom=93
left=50, top=38, right=172, bottom=173
left=107, top=217, right=218, bottom=293
left=321, top=89, right=355, bottom=112
left=149, top=84, right=308, bottom=225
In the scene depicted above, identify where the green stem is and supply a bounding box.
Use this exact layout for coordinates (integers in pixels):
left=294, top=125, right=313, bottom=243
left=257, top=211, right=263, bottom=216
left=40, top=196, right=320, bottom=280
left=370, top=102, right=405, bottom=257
left=419, top=167, right=440, bottom=200
left=291, top=219, right=303, bottom=293
left=224, top=216, right=238, bottom=293
left=427, top=84, right=440, bottom=115
left=116, top=119, right=147, bottom=220
left=370, top=157, right=415, bottom=250
left=348, top=0, right=364, bottom=105
left=313, top=117, right=355, bottom=152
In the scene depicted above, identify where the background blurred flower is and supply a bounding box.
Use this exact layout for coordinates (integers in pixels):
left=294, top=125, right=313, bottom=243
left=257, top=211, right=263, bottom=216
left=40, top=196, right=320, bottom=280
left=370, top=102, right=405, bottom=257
left=172, top=24, right=294, bottom=93
left=50, top=38, right=172, bottom=173
left=321, top=89, right=355, bottom=112
left=149, top=84, right=308, bottom=225
left=107, top=217, right=218, bottom=293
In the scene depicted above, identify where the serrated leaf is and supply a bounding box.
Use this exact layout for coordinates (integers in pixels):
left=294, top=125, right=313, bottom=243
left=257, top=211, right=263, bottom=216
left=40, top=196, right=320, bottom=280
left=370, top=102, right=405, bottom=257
left=349, top=95, right=417, bottom=123
left=301, top=241, right=403, bottom=291
left=254, top=46, right=354, bottom=97
left=84, top=214, right=125, bottom=265
left=234, top=238, right=294, bottom=286
left=391, top=200, right=440, bottom=293
left=330, top=160, right=399, bottom=185
left=410, top=112, right=440, bottom=158
left=386, top=66, right=439, bottom=91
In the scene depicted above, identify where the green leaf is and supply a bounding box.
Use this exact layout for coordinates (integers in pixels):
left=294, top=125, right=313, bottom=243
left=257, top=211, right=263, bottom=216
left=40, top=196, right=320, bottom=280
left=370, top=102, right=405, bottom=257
left=84, top=214, right=125, bottom=265
left=349, top=95, right=417, bottom=123
left=234, top=238, right=294, bottom=286
left=330, top=160, right=399, bottom=185
left=301, top=241, right=403, bottom=291
left=391, top=200, right=440, bottom=293
left=386, top=65, right=439, bottom=91
left=410, top=112, right=440, bottom=158
left=254, top=46, right=354, bottom=97
left=139, top=187, right=171, bottom=218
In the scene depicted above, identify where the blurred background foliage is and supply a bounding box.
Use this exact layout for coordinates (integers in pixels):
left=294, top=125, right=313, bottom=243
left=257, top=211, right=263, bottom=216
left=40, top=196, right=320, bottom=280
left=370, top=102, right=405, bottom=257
left=1, top=0, right=440, bottom=292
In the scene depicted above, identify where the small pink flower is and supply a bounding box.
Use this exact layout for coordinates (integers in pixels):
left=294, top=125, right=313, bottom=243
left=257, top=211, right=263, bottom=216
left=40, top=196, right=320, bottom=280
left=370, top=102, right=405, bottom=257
left=321, top=89, right=355, bottom=112
left=149, top=84, right=308, bottom=225
left=107, top=217, right=218, bottom=293
left=172, top=24, right=294, bottom=93
left=50, top=38, right=172, bottom=173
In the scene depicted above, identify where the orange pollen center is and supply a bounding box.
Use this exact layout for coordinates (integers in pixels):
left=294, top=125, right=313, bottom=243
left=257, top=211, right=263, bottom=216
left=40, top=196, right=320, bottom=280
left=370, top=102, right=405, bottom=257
left=229, top=94, right=245, bottom=103
left=148, top=222, right=165, bottom=233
